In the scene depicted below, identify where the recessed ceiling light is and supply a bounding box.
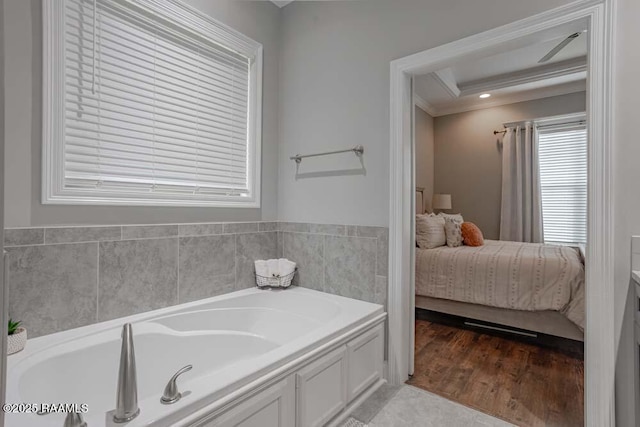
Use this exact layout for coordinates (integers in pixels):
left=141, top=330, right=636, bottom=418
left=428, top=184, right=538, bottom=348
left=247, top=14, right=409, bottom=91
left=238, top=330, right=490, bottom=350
left=479, top=93, right=491, bottom=99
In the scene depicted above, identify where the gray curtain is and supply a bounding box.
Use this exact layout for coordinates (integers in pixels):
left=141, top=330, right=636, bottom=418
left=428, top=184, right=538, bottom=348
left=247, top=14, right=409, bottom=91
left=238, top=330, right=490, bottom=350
left=499, top=124, right=543, bottom=243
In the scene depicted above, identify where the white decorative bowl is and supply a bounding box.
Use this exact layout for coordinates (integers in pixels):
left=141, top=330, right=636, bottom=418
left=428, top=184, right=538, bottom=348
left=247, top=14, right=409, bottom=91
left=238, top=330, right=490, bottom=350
left=8, top=327, right=27, bottom=355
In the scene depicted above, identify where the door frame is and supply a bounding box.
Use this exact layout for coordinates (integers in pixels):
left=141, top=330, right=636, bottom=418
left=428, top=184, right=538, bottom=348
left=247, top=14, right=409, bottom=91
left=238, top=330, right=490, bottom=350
left=387, top=1, right=616, bottom=426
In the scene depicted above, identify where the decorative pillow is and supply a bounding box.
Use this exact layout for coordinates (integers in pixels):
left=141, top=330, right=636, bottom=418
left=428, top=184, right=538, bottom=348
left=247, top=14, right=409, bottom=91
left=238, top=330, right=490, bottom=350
left=443, top=216, right=464, bottom=247
left=438, top=212, right=464, bottom=222
left=415, top=215, right=446, bottom=249
left=461, top=222, right=484, bottom=246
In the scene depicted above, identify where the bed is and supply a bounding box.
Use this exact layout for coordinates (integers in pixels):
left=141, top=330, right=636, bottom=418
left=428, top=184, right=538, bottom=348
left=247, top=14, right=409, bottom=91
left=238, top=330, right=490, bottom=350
left=415, top=239, right=585, bottom=341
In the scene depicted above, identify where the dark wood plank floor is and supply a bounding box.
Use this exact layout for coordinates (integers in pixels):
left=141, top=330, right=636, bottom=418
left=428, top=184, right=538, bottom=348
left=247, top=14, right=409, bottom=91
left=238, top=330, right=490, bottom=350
left=408, top=320, right=584, bottom=427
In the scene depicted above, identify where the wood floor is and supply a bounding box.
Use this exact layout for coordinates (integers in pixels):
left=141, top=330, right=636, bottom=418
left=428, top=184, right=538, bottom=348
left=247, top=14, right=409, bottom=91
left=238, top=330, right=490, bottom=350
left=408, top=320, right=584, bottom=427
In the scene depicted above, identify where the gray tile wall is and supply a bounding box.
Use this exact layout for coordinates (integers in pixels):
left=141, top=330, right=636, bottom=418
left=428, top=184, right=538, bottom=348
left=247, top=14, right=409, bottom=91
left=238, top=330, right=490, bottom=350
left=4, top=222, right=388, bottom=338
left=5, top=223, right=276, bottom=337
left=278, top=222, right=388, bottom=307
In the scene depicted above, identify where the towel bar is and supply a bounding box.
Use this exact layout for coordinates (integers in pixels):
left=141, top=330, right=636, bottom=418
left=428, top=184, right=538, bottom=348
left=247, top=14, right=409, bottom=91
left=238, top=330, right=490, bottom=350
left=290, top=145, right=364, bottom=164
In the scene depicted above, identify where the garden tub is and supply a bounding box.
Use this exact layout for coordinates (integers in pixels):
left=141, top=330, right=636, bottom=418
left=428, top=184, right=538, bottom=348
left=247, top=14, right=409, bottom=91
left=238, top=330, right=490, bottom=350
left=6, top=287, right=386, bottom=427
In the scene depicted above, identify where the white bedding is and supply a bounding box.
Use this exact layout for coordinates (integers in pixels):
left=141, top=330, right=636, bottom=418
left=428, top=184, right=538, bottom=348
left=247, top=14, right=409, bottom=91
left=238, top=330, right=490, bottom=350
left=415, top=240, right=585, bottom=330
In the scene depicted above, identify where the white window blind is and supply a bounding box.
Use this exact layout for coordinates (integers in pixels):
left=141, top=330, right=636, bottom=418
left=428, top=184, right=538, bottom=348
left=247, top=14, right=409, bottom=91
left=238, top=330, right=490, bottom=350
left=43, top=0, right=262, bottom=206
left=537, top=124, right=587, bottom=245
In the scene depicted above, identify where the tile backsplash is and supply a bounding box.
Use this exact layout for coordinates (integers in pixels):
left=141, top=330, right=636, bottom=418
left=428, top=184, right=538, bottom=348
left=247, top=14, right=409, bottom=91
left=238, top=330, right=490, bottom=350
left=4, top=222, right=388, bottom=338
left=278, top=223, right=388, bottom=307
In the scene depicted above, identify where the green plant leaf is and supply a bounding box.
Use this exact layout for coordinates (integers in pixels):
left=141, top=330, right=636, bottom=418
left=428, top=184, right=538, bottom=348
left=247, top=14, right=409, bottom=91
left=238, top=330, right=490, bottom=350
left=8, top=318, right=21, bottom=336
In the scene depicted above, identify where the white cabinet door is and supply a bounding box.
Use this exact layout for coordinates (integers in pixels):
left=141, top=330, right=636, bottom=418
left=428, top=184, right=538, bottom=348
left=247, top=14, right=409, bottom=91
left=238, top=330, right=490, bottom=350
left=200, top=376, right=295, bottom=427
left=346, top=324, right=384, bottom=402
left=296, top=346, right=347, bottom=427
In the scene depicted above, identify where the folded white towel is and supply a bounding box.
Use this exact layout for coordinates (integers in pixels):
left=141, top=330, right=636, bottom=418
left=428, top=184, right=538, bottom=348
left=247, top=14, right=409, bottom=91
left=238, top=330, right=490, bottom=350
left=267, top=259, right=280, bottom=277
left=255, top=258, right=296, bottom=279
left=278, top=258, right=296, bottom=276
left=254, top=260, right=269, bottom=277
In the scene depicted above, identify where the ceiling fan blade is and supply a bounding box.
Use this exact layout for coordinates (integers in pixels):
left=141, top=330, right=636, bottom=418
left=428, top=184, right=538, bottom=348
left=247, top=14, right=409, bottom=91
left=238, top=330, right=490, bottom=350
left=538, top=32, right=581, bottom=63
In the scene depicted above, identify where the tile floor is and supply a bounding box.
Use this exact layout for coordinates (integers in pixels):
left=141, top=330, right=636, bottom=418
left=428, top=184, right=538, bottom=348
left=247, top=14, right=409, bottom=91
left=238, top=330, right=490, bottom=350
left=348, top=384, right=514, bottom=427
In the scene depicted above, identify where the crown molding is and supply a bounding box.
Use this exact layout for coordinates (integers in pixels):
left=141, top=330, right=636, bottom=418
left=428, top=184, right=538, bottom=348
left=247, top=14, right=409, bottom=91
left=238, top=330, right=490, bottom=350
left=458, top=55, right=587, bottom=96
left=432, top=80, right=586, bottom=117
left=413, top=95, right=437, bottom=116
left=432, top=68, right=460, bottom=98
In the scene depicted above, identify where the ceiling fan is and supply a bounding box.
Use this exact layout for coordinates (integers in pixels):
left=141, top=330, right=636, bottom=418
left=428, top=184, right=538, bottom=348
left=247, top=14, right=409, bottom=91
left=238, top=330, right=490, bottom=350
left=537, top=31, right=584, bottom=63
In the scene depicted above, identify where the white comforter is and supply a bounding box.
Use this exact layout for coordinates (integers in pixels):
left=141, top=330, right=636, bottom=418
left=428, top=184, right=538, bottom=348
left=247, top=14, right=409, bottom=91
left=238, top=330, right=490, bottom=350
left=415, top=240, right=585, bottom=330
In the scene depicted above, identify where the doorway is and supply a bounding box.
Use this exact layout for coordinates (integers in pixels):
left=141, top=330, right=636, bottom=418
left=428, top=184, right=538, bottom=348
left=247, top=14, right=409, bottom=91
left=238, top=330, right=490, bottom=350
left=387, top=1, right=615, bottom=426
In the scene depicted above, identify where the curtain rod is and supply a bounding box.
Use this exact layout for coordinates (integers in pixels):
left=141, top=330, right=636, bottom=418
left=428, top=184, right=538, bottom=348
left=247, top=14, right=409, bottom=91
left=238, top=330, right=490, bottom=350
left=493, top=119, right=586, bottom=135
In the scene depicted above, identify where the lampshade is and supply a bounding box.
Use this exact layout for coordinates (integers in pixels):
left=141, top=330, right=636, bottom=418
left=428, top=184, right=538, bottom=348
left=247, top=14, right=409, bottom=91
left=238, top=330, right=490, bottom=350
left=432, top=194, right=452, bottom=210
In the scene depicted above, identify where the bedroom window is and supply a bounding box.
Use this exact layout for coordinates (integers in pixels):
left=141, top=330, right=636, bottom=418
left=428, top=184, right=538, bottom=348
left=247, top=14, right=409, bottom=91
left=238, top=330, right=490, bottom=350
left=537, top=122, right=587, bottom=245
left=42, top=0, right=263, bottom=207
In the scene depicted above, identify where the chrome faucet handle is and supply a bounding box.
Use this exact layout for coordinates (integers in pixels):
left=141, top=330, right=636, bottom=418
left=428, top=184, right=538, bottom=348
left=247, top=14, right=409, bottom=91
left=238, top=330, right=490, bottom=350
left=63, top=412, right=87, bottom=427
left=160, top=365, right=193, bottom=404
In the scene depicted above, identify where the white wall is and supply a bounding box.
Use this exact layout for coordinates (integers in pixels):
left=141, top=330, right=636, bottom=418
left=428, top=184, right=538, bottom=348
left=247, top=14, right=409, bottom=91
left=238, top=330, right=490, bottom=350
left=0, top=0, right=7, bottom=421
left=414, top=106, right=433, bottom=213
left=433, top=92, right=586, bottom=240
left=3, top=0, right=31, bottom=227
left=3, top=0, right=281, bottom=227
left=277, top=0, right=577, bottom=227
left=613, top=0, right=640, bottom=425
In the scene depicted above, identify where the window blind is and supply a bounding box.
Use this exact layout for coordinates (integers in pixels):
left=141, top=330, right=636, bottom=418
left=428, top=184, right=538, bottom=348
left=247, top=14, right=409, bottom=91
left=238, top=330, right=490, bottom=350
left=62, top=0, right=253, bottom=201
left=537, top=124, right=587, bottom=245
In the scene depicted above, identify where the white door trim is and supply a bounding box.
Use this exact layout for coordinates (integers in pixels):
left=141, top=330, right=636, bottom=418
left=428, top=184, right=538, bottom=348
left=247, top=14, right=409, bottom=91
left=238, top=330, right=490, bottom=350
left=388, top=1, right=616, bottom=426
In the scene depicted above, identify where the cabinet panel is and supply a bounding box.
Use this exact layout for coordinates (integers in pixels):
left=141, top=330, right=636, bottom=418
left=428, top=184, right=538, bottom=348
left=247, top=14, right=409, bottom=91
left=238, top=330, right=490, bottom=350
left=201, top=376, right=295, bottom=427
left=296, top=346, right=347, bottom=427
left=347, top=324, right=384, bottom=402
left=190, top=323, right=385, bottom=427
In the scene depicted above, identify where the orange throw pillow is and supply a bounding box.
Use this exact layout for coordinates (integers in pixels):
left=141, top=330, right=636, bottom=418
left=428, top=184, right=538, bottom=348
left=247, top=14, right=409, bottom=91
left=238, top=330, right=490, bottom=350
left=461, top=222, right=484, bottom=246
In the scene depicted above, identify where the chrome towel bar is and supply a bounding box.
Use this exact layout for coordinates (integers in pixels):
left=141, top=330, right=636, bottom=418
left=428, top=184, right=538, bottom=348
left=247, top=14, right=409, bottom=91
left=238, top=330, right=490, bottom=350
left=290, top=145, right=364, bottom=164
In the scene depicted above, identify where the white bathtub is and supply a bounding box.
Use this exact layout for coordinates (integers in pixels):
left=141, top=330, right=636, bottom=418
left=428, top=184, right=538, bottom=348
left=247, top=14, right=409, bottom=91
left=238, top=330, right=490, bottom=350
left=6, top=287, right=386, bottom=427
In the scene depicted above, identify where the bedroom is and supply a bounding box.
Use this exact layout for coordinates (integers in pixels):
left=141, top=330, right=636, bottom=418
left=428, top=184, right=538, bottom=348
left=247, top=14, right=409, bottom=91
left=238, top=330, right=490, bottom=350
left=411, top=22, right=587, bottom=426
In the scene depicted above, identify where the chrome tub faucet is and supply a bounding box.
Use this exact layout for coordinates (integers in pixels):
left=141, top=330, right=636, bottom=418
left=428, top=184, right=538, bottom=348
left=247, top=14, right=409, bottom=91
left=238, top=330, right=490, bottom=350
left=113, top=323, right=140, bottom=423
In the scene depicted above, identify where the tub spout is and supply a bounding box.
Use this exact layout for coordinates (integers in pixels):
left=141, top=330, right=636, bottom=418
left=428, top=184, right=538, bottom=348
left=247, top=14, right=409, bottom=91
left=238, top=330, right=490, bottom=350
left=63, top=412, right=87, bottom=427
left=113, top=323, right=140, bottom=423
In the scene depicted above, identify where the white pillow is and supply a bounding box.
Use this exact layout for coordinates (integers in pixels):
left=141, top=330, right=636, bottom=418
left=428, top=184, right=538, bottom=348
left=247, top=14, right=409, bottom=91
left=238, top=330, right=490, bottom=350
left=416, top=215, right=446, bottom=249
left=443, top=216, right=464, bottom=247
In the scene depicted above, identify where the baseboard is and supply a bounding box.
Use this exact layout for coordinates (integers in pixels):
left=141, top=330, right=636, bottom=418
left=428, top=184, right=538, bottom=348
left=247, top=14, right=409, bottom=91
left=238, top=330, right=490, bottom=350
left=416, top=308, right=584, bottom=359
